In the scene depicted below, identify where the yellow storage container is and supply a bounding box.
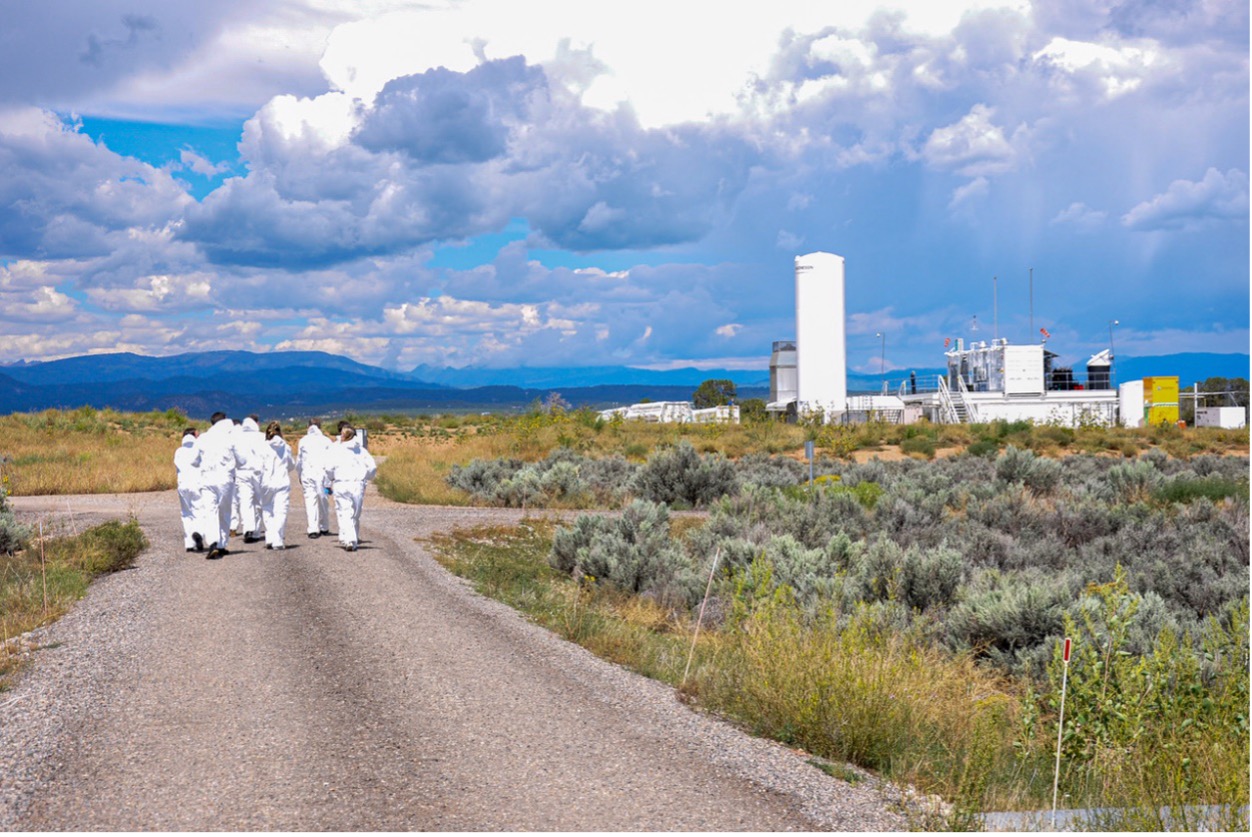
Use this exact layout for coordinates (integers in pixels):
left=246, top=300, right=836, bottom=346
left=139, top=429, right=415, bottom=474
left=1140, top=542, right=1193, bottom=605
left=1143, top=376, right=1179, bottom=426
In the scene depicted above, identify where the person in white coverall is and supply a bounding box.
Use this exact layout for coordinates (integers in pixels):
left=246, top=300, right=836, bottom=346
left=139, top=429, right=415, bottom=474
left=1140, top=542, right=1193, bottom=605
left=234, top=416, right=270, bottom=542
left=296, top=419, right=332, bottom=538
left=174, top=427, right=204, bottom=552
left=190, top=412, right=247, bottom=560
left=324, top=427, right=377, bottom=551
left=260, top=421, right=297, bottom=550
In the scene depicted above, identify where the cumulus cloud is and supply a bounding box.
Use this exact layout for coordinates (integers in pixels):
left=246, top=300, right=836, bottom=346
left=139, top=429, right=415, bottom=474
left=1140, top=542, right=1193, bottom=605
left=355, top=59, right=544, bottom=164
left=178, top=148, right=230, bottom=177
left=1121, top=168, right=1249, bottom=231
left=1051, top=201, right=1108, bottom=230
left=0, top=2, right=1245, bottom=373
left=923, top=104, right=1027, bottom=176
left=0, top=108, right=190, bottom=260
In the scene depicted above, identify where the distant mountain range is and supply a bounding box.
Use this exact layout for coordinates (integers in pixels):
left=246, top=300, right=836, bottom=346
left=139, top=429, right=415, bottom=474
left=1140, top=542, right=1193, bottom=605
left=0, top=350, right=1245, bottom=418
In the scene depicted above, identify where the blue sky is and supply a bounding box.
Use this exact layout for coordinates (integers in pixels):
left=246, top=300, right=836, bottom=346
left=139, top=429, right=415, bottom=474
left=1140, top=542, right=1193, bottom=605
left=0, top=0, right=1247, bottom=378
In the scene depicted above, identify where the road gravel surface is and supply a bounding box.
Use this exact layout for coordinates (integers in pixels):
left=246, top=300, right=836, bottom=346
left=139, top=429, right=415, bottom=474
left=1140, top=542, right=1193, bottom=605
left=2, top=486, right=907, bottom=830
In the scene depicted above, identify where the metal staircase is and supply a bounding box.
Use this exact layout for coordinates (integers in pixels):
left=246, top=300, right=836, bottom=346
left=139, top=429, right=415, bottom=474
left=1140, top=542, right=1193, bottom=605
left=937, top=376, right=979, bottom=424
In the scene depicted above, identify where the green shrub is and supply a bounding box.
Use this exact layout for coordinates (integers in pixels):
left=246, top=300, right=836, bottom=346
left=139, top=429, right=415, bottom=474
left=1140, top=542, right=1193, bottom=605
left=631, top=441, right=738, bottom=508
left=550, top=500, right=701, bottom=607
left=1154, top=474, right=1246, bottom=505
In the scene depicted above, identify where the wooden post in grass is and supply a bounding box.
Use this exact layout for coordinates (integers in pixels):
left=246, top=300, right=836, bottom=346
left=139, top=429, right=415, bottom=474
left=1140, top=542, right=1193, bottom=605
left=39, top=520, right=48, bottom=616
left=1052, top=636, right=1072, bottom=828
left=681, top=548, right=721, bottom=689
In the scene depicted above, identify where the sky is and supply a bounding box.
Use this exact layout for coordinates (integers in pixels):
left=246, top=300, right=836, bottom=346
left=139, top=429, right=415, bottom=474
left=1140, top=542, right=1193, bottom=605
left=0, top=0, right=1247, bottom=379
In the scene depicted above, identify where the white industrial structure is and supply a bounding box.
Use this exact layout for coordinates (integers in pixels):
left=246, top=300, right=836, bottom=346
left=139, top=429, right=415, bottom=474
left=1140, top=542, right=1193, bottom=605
left=901, top=338, right=1121, bottom=426
left=767, top=251, right=1129, bottom=427
left=794, top=251, right=848, bottom=416
left=597, top=402, right=740, bottom=424
left=1195, top=407, right=1247, bottom=429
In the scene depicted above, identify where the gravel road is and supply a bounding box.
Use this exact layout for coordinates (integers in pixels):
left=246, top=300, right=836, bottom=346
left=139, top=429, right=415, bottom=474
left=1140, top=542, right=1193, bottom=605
left=2, top=486, right=907, bottom=831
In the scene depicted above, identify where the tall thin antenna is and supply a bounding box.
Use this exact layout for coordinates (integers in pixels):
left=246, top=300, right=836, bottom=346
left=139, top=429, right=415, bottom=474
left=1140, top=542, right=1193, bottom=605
left=1029, top=267, right=1034, bottom=336
left=993, top=275, right=998, bottom=342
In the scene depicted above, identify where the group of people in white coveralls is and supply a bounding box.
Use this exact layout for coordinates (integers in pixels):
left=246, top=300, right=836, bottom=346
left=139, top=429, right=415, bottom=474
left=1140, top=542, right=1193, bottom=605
left=174, top=413, right=377, bottom=560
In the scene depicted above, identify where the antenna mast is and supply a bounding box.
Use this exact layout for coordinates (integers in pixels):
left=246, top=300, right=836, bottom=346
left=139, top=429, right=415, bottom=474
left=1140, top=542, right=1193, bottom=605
left=1029, top=267, right=1034, bottom=336
left=993, top=275, right=998, bottom=342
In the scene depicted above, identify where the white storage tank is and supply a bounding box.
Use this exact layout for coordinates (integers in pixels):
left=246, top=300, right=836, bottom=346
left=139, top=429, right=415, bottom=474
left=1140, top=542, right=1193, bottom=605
left=795, top=252, right=847, bottom=416
left=1119, top=380, right=1145, bottom=427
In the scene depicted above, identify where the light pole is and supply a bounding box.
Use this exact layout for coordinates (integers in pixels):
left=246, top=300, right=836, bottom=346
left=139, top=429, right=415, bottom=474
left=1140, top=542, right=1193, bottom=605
left=876, top=332, right=885, bottom=392
left=1108, top=320, right=1119, bottom=388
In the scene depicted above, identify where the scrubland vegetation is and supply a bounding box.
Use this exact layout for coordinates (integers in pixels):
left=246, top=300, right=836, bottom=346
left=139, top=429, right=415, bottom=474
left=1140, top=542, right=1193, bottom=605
left=414, top=405, right=1249, bottom=829
left=0, top=405, right=1247, bottom=826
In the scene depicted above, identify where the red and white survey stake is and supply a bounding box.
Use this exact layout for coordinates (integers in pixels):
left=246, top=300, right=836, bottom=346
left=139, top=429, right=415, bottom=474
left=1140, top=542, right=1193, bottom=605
left=1052, top=637, right=1073, bottom=827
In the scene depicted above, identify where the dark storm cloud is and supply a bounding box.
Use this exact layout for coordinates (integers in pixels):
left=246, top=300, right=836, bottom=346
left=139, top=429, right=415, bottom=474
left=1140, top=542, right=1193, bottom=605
left=354, top=57, right=547, bottom=164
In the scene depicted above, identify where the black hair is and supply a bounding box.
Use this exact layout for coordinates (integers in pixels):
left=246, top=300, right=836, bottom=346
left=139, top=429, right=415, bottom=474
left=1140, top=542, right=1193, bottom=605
left=210, top=411, right=227, bottom=424
left=183, top=427, right=198, bottom=438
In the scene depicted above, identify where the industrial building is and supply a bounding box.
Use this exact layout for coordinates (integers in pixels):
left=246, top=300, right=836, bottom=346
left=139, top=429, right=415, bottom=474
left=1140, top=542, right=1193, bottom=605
left=767, top=250, right=1147, bottom=428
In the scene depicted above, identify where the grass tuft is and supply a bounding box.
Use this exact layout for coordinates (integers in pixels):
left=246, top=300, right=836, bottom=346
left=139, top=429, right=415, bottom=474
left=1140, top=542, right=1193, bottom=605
left=1, top=518, right=148, bottom=686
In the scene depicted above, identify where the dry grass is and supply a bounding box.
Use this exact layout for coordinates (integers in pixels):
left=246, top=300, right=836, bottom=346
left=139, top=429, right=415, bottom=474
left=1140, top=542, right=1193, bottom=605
left=1, top=407, right=1246, bottom=499
left=0, top=519, right=147, bottom=687
left=1, top=408, right=188, bottom=495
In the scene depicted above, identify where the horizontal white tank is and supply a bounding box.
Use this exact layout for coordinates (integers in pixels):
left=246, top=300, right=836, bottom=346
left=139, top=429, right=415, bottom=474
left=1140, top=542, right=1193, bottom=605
left=795, top=252, right=847, bottom=416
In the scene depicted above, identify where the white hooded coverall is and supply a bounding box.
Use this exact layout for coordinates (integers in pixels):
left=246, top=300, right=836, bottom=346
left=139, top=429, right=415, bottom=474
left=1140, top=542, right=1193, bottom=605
left=296, top=425, right=332, bottom=535
left=324, top=437, right=377, bottom=548
left=190, top=418, right=246, bottom=549
left=234, top=418, right=269, bottom=538
left=174, top=434, right=202, bottom=549
left=260, top=435, right=296, bottom=548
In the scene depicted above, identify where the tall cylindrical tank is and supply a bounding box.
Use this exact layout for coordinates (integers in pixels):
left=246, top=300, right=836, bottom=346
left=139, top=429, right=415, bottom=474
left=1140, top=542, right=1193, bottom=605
left=769, top=340, right=797, bottom=403
left=795, top=252, right=847, bottom=415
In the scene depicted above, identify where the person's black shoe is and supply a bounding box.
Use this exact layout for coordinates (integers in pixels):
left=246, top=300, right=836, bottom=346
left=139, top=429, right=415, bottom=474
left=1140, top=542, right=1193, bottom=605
left=320, top=530, right=330, bottom=537
left=265, top=544, right=273, bottom=550
left=308, top=532, right=319, bottom=539
left=244, top=531, right=258, bottom=543
left=186, top=547, right=195, bottom=552
left=206, top=543, right=222, bottom=560
left=192, top=532, right=204, bottom=552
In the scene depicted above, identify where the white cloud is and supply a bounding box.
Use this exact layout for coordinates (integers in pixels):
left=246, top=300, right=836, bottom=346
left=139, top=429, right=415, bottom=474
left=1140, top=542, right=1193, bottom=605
left=923, top=104, right=1026, bottom=176
left=949, top=176, right=990, bottom=208
left=1122, top=168, right=1249, bottom=231
left=0, top=107, right=191, bottom=260
left=1032, top=36, right=1164, bottom=100
left=1051, top=201, right=1107, bottom=230
left=178, top=148, right=230, bottom=177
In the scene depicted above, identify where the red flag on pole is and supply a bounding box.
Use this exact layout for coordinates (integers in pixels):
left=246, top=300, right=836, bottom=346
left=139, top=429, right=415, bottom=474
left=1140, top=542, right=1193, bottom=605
left=944, top=337, right=951, bottom=348
left=1040, top=327, right=1051, bottom=340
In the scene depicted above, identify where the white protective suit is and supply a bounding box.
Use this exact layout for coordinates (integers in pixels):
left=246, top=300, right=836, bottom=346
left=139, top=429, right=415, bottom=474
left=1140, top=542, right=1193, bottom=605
left=324, top=436, right=377, bottom=549
left=260, top=435, right=296, bottom=549
left=174, top=433, right=204, bottom=550
left=234, top=418, right=269, bottom=540
left=296, top=425, right=332, bottom=536
left=190, top=418, right=247, bottom=550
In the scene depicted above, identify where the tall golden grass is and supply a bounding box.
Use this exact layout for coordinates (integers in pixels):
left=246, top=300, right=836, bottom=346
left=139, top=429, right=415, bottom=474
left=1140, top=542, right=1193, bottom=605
left=1, top=408, right=188, bottom=495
